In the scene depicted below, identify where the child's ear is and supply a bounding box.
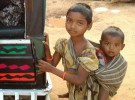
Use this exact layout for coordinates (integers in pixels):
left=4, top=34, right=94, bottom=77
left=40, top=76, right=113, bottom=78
left=121, top=44, right=125, bottom=50
left=87, top=22, right=93, bottom=30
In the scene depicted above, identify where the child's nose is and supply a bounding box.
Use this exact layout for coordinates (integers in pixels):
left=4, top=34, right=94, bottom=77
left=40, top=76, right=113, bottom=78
left=109, top=45, right=114, bottom=50
left=71, top=23, right=76, bottom=29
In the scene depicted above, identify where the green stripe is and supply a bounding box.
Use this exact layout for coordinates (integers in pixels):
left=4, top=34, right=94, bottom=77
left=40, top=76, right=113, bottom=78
left=3, top=46, right=27, bottom=50
left=36, top=69, right=41, bottom=72
left=0, top=51, right=26, bottom=54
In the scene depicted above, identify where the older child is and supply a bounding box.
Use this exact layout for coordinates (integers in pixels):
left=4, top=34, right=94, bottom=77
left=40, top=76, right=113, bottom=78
left=39, top=3, right=99, bottom=100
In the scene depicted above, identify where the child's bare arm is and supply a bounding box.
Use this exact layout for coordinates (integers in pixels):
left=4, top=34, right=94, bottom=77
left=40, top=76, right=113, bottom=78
left=43, top=32, right=52, bottom=61
left=98, top=86, right=109, bottom=100
left=37, top=60, right=89, bottom=85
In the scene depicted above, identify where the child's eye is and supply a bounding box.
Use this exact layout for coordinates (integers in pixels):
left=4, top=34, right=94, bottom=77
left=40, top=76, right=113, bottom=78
left=66, top=18, right=72, bottom=23
left=104, top=42, right=109, bottom=45
left=78, top=22, right=83, bottom=25
left=115, top=44, right=119, bottom=47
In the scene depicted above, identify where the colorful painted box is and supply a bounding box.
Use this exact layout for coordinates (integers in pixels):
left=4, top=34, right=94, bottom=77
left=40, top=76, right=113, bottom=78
left=0, top=40, right=45, bottom=89
left=0, top=0, right=46, bottom=89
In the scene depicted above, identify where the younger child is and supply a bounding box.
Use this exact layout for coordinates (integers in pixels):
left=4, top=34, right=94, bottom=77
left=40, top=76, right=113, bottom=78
left=94, top=26, right=127, bottom=100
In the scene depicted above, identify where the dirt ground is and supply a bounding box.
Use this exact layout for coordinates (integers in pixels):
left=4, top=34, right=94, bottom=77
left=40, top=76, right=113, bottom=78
left=45, top=0, right=135, bottom=100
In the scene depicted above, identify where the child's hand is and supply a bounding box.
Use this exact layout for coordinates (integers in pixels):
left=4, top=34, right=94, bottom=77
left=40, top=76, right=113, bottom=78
left=37, top=60, right=53, bottom=72
left=43, top=32, right=52, bottom=60
left=43, top=32, right=50, bottom=50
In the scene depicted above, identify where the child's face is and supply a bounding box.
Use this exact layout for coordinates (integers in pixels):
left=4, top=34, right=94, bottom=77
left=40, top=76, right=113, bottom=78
left=100, top=34, right=125, bottom=58
left=65, top=11, right=91, bottom=37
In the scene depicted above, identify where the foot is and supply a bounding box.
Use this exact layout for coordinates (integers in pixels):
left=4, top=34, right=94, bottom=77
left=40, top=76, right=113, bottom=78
left=58, top=92, right=69, bottom=98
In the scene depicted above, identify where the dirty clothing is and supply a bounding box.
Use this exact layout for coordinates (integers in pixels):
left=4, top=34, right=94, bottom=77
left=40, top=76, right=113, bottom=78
left=95, top=49, right=127, bottom=97
left=54, top=38, right=99, bottom=100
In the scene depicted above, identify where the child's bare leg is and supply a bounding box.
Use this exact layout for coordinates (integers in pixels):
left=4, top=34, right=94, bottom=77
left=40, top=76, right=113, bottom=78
left=98, top=86, right=109, bottom=100
left=58, top=92, right=69, bottom=98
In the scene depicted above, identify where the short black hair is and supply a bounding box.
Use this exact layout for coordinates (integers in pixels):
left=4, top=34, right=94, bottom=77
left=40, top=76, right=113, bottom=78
left=101, top=26, right=125, bottom=43
left=66, top=3, right=93, bottom=24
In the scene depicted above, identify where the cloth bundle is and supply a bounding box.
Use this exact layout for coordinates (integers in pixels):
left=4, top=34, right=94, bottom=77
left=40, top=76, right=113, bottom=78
left=0, top=0, right=24, bottom=27
left=95, top=54, right=127, bottom=96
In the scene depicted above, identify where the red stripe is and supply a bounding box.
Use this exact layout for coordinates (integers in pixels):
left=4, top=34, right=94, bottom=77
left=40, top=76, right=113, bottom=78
left=0, top=77, right=35, bottom=81
left=37, top=71, right=45, bottom=75
left=0, top=73, right=35, bottom=77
